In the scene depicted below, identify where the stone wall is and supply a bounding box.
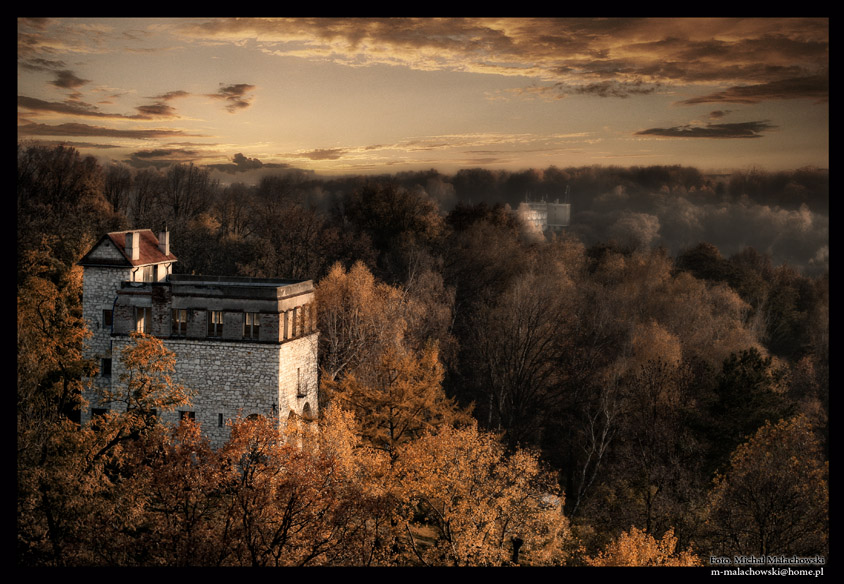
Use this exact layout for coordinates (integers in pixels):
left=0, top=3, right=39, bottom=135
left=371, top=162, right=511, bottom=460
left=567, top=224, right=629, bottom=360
left=96, top=333, right=318, bottom=446
left=81, top=265, right=133, bottom=410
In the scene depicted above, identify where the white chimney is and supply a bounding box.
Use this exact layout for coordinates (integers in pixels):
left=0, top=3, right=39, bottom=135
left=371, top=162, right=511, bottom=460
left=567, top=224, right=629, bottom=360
left=158, top=229, right=170, bottom=256
left=125, top=231, right=139, bottom=260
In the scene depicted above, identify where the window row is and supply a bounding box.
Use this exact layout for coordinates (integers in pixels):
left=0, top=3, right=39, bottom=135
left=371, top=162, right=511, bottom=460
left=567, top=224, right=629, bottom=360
left=129, top=306, right=314, bottom=339
left=167, top=308, right=261, bottom=339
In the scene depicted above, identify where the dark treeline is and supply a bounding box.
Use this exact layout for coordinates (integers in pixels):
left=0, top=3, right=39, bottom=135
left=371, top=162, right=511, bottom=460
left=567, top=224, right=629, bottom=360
left=18, top=143, right=828, bottom=565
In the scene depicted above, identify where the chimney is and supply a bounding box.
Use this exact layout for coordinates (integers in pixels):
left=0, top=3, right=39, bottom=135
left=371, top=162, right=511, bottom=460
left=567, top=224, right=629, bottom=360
left=125, top=231, right=139, bottom=261
left=158, top=229, right=170, bottom=256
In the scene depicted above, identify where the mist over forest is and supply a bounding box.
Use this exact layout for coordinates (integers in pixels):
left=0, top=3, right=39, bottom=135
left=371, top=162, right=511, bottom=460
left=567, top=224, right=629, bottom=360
left=212, top=163, right=829, bottom=276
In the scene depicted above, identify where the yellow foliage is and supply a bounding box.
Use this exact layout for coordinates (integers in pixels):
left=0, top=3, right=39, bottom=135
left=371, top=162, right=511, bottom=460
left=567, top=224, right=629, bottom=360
left=393, top=424, right=572, bottom=566
left=321, top=342, right=471, bottom=460
left=316, top=261, right=408, bottom=381
left=586, top=526, right=701, bottom=566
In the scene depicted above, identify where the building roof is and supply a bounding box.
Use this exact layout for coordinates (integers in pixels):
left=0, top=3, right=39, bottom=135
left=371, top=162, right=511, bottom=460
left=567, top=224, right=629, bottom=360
left=78, top=229, right=178, bottom=267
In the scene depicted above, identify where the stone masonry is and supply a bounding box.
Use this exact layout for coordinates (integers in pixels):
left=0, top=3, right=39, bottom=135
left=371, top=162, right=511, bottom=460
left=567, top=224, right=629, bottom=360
left=78, top=229, right=319, bottom=446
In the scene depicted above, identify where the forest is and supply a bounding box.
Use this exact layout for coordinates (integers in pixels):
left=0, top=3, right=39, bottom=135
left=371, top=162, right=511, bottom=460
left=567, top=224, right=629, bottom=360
left=17, top=142, right=828, bottom=567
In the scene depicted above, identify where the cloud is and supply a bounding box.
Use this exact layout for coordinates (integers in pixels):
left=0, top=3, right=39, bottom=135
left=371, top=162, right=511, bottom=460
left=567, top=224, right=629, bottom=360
left=154, top=90, right=191, bottom=101
left=176, top=18, right=828, bottom=103
left=208, top=83, right=256, bottom=112
left=635, top=120, right=777, bottom=139
left=17, top=120, right=202, bottom=139
left=207, top=152, right=289, bottom=173
left=19, top=57, right=67, bottom=72
left=125, top=148, right=204, bottom=168
left=572, top=80, right=662, bottom=98
left=296, top=148, right=347, bottom=161
left=19, top=95, right=160, bottom=120
left=678, top=74, right=829, bottom=105
left=20, top=89, right=189, bottom=121
left=52, top=69, right=90, bottom=90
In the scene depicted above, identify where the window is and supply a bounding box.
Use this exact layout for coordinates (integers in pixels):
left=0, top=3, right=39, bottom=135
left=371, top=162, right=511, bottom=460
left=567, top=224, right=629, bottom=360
left=142, top=265, right=154, bottom=282
left=207, top=311, right=223, bottom=337
left=135, top=306, right=152, bottom=333
left=243, top=312, right=260, bottom=339
left=179, top=410, right=196, bottom=421
left=102, top=309, right=113, bottom=329
left=100, top=358, right=112, bottom=377
left=172, top=309, right=188, bottom=336
left=91, top=408, right=108, bottom=418
left=218, top=413, right=224, bottom=427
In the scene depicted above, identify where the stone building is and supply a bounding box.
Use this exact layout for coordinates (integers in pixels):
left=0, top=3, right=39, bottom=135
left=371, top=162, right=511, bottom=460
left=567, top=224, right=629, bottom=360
left=517, top=199, right=571, bottom=235
left=78, top=229, right=319, bottom=446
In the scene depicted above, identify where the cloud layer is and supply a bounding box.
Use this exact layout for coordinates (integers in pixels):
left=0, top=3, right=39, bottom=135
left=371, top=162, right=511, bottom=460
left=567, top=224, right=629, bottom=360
left=17, top=18, right=828, bottom=171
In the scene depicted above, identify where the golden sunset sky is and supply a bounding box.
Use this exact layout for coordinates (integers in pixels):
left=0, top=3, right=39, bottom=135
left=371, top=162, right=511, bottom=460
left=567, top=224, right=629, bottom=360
left=17, top=17, right=829, bottom=179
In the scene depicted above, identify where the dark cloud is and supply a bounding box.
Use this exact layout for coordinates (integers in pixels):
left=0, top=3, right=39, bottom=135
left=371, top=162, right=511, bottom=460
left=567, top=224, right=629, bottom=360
left=133, top=91, right=191, bottom=118
left=125, top=148, right=204, bottom=168
left=207, top=152, right=288, bottom=173
left=232, top=152, right=263, bottom=170
left=52, top=69, right=90, bottom=90
left=154, top=90, right=191, bottom=101
left=131, top=148, right=198, bottom=159
left=19, top=57, right=66, bottom=72
left=19, top=95, right=146, bottom=120
left=21, top=139, right=122, bottom=150
left=19, top=93, right=182, bottom=120
left=635, top=120, right=777, bottom=139
left=572, top=80, right=662, bottom=98
left=678, top=74, right=828, bottom=105
left=19, top=95, right=101, bottom=117
left=297, top=148, right=347, bottom=161
left=17, top=121, right=200, bottom=139
left=134, top=103, right=179, bottom=118
left=209, top=83, right=256, bottom=112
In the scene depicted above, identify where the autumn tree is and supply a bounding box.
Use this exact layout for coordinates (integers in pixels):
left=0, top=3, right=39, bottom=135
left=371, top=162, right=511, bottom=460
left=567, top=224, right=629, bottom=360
left=207, top=408, right=393, bottom=566
left=315, top=261, right=408, bottom=383
left=704, top=415, right=828, bottom=559
left=96, top=332, right=194, bottom=436
left=122, top=419, right=229, bottom=566
left=322, top=342, right=471, bottom=461
left=18, top=329, right=193, bottom=566
left=17, top=239, right=98, bottom=566
left=585, top=526, right=701, bottom=566
left=392, top=424, right=572, bottom=566
left=18, top=237, right=95, bottom=430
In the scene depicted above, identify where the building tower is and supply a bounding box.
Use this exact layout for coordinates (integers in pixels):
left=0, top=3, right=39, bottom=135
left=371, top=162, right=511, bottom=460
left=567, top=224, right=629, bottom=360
left=78, top=229, right=176, bottom=406
left=78, top=229, right=319, bottom=446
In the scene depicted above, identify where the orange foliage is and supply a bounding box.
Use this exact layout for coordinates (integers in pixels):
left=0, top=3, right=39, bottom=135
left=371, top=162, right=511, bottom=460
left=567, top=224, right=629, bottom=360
left=586, top=526, right=700, bottom=566
left=392, top=424, right=571, bottom=566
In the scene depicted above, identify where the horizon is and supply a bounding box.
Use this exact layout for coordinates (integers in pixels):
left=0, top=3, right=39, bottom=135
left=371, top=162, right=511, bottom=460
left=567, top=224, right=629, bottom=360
left=18, top=18, right=828, bottom=183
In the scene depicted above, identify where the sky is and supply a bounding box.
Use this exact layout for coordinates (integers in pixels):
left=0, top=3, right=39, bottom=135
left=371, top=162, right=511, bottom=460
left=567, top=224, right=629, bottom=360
left=17, top=17, right=829, bottom=180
